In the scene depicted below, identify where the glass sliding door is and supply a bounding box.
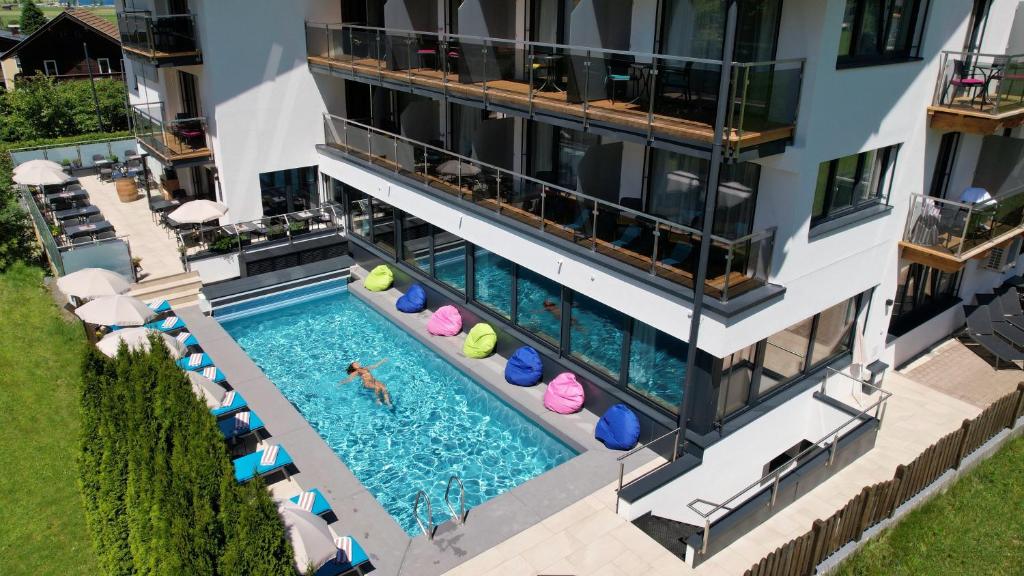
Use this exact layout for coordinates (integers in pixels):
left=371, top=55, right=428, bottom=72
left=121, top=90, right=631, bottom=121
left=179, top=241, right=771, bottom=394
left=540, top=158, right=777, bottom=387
left=569, top=292, right=627, bottom=380
left=810, top=298, right=857, bottom=367
left=370, top=197, right=396, bottom=255
left=627, top=321, right=687, bottom=413
left=402, top=213, right=432, bottom=273
left=473, top=247, right=514, bottom=319
left=760, top=316, right=812, bottom=396
left=717, top=344, right=756, bottom=420
left=346, top=186, right=371, bottom=239
left=433, top=228, right=466, bottom=294
left=516, top=267, right=562, bottom=346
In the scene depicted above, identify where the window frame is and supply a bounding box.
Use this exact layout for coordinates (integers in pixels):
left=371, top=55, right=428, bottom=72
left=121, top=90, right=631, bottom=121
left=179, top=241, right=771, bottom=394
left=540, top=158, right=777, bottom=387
left=96, top=58, right=112, bottom=75
left=836, top=0, right=931, bottom=68
left=811, top=145, right=899, bottom=228
left=43, top=59, right=59, bottom=76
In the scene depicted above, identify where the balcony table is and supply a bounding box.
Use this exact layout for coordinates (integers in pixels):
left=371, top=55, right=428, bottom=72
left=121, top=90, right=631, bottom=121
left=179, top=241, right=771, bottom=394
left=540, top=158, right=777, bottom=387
left=54, top=205, right=100, bottom=222
left=45, top=189, right=89, bottom=204
left=64, top=220, right=113, bottom=239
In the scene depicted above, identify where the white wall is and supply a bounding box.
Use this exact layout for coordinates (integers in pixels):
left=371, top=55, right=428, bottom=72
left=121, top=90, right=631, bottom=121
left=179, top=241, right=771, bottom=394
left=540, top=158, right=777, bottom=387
left=188, top=252, right=241, bottom=283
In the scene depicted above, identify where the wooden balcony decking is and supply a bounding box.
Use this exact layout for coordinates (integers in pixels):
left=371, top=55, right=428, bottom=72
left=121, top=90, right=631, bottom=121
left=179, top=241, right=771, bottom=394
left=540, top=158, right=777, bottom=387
left=123, top=44, right=202, bottom=66
left=309, top=55, right=795, bottom=151
left=900, top=226, right=1024, bottom=273
left=928, top=93, right=1024, bottom=134
left=137, top=130, right=211, bottom=165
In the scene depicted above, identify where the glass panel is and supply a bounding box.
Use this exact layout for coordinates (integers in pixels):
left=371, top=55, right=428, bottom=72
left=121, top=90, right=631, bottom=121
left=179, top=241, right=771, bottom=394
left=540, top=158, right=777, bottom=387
left=829, top=154, right=859, bottom=212
left=402, top=214, right=432, bottom=273
left=853, top=149, right=878, bottom=205
left=347, top=187, right=371, bottom=238
left=810, top=297, right=857, bottom=366
left=627, top=321, right=686, bottom=413
left=569, top=292, right=625, bottom=380
left=371, top=197, right=396, bottom=254
left=259, top=166, right=319, bottom=216
left=838, top=0, right=859, bottom=56
left=516, top=267, right=562, bottom=346
left=812, top=163, right=830, bottom=221
left=760, top=316, right=812, bottom=396
left=473, top=247, right=513, bottom=319
left=855, top=0, right=884, bottom=57
left=717, top=344, right=756, bottom=420
left=433, top=229, right=466, bottom=293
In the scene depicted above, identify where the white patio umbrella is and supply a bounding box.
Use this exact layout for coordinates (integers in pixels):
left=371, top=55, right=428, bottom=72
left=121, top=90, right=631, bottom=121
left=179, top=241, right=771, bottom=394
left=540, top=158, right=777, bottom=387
left=57, top=268, right=130, bottom=299
left=12, top=164, right=72, bottom=186
left=13, top=159, right=63, bottom=175
left=187, top=371, right=226, bottom=409
left=279, top=502, right=340, bottom=573
left=74, top=295, right=155, bottom=327
left=97, top=328, right=186, bottom=359
left=167, top=200, right=229, bottom=225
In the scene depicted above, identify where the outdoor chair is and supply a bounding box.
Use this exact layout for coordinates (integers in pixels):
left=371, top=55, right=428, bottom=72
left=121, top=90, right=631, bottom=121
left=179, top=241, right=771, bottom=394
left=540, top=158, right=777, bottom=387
left=287, top=488, right=333, bottom=519
left=218, top=410, right=266, bottom=442
left=232, top=444, right=293, bottom=483
left=144, top=315, right=186, bottom=334
left=176, top=352, right=215, bottom=372
left=963, top=305, right=1024, bottom=369
left=945, top=59, right=987, bottom=108
left=211, top=390, right=248, bottom=419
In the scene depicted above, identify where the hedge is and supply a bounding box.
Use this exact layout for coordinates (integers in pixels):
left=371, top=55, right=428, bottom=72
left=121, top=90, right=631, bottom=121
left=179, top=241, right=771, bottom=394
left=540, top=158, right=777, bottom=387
left=79, top=343, right=297, bottom=576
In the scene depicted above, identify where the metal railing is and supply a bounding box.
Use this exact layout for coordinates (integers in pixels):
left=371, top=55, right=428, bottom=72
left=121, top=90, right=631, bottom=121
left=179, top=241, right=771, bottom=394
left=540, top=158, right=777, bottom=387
left=118, top=10, right=199, bottom=57
left=324, top=113, right=776, bottom=302
left=933, top=51, right=1024, bottom=115
left=413, top=490, right=435, bottom=540
left=904, top=191, right=1024, bottom=258
left=130, top=101, right=209, bottom=161
left=614, top=427, right=681, bottom=513
left=444, top=475, right=466, bottom=525
left=306, top=23, right=803, bottom=155
left=686, top=368, right=892, bottom=557
left=175, top=203, right=345, bottom=260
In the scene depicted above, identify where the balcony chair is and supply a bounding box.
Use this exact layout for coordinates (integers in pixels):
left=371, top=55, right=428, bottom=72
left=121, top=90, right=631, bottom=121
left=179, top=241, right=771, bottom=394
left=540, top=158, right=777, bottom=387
left=945, top=59, right=987, bottom=109
left=605, top=54, right=635, bottom=105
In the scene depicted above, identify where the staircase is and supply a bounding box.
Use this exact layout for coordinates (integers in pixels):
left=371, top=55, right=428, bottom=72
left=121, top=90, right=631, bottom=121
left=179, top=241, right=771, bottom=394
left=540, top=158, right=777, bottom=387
left=129, top=271, right=202, bottom=308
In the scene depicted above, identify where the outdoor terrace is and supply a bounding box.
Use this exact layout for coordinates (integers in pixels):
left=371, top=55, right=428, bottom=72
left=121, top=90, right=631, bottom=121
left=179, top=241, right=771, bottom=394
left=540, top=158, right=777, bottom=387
left=306, top=24, right=804, bottom=159
left=323, top=114, right=775, bottom=303
left=130, top=101, right=212, bottom=166
left=929, top=51, right=1024, bottom=134
left=117, top=10, right=202, bottom=66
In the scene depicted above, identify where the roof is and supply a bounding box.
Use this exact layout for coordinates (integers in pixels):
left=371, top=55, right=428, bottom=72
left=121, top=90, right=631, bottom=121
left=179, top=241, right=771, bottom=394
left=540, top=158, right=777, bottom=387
left=1, top=8, right=120, bottom=60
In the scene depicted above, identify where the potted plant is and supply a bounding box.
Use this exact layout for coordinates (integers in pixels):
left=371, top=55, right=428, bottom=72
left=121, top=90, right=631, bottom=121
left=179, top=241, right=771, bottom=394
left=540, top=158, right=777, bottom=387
left=209, top=235, right=238, bottom=254
left=238, top=232, right=252, bottom=247
left=49, top=224, right=61, bottom=239
left=108, top=154, right=119, bottom=164
left=131, top=257, right=142, bottom=277
left=266, top=224, right=287, bottom=240
left=60, top=158, right=72, bottom=174
left=288, top=219, right=310, bottom=236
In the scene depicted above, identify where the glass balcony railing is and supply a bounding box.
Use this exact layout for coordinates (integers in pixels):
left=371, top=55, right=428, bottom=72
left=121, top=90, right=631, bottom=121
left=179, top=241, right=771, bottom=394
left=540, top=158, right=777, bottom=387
left=177, top=204, right=345, bottom=261
left=324, top=113, right=775, bottom=302
left=306, top=23, right=803, bottom=157
left=904, top=192, right=1024, bottom=258
left=118, top=11, right=200, bottom=61
left=933, top=51, right=1024, bottom=116
left=130, top=102, right=209, bottom=163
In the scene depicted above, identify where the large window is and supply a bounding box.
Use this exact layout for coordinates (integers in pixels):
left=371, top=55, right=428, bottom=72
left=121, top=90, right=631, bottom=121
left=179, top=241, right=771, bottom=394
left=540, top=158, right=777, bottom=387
left=889, top=264, right=960, bottom=337
left=370, top=197, right=396, bottom=255
left=433, top=229, right=466, bottom=294
left=628, top=321, right=687, bottom=412
left=473, top=247, right=513, bottom=319
left=760, top=316, right=813, bottom=396
left=259, top=166, right=319, bottom=216
left=810, top=298, right=857, bottom=366
left=717, top=344, right=756, bottom=420
left=516, top=267, right=562, bottom=346
left=837, top=0, right=927, bottom=67
left=402, top=213, right=432, bottom=274
left=811, top=145, right=897, bottom=227
left=346, top=186, right=371, bottom=238
left=569, top=292, right=627, bottom=380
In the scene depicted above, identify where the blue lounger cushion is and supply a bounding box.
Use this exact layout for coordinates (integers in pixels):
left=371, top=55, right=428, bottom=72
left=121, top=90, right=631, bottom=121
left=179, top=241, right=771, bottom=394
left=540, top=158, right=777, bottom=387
left=504, top=346, right=544, bottom=387
left=218, top=411, right=265, bottom=440
left=174, top=331, right=199, bottom=348
left=211, top=391, right=248, bottom=418
left=144, top=315, right=186, bottom=333
left=233, top=445, right=293, bottom=482
left=396, top=283, right=428, bottom=313
left=288, top=488, right=332, bottom=517
left=314, top=536, right=370, bottom=576
left=197, top=366, right=226, bottom=384
left=176, top=352, right=214, bottom=371
left=148, top=299, right=172, bottom=314
left=595, top=404, right=641, bottom=451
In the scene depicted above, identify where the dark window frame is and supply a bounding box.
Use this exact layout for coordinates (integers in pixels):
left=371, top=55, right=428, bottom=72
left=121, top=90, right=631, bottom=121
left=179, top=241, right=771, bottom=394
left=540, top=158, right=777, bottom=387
left=836, top=0, right=931, bottom=68
left=811, top=145, right=899, bottom=228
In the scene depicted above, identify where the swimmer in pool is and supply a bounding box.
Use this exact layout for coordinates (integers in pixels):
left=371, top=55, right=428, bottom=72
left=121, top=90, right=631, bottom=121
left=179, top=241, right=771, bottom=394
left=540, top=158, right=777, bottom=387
left=340, top=359, right=392, bottom=406
left=543, top=299, right=583, bottom=329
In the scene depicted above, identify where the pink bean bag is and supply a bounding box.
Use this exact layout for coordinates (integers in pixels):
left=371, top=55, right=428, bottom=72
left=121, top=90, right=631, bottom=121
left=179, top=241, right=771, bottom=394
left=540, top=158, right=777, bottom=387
left=544, top=372, right=585, bottom=414
left=427, top=305, right=463, bottom=336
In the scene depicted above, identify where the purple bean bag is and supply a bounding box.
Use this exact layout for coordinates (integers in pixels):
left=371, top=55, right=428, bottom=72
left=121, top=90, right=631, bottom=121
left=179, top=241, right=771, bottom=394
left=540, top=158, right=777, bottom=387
left=544, top=372, right=584, bottom=414
left=595, top=404, right=641, bottom=450
left=427, top=305, right=463, bottom=336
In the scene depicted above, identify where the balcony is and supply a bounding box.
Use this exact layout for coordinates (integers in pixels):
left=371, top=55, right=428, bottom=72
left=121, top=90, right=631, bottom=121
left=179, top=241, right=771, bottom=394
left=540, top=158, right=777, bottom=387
left=306, top=24, right=804, bottom=159
left=130, top=102, right=211, bottom=166
left=901, top=192, right=1024, bottom=272
left=118, top=11, right=201, bottom=66
left=929, top=51, right=1024, bottom=134
left=323, top=114, right=776, bottom=303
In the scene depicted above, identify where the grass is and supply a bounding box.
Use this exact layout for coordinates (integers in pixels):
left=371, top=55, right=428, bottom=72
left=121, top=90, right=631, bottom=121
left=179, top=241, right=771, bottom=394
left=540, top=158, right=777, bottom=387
left=835, top=434, right=1024, bottom=576
left=0, top=263, right=98, bottom=575
left=0, top=5, right=117, bottom=29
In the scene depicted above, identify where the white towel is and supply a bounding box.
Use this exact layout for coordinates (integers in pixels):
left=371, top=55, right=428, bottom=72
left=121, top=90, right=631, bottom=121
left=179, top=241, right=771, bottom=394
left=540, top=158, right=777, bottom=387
left=297, top=491, right=316, bottom=512
left=260, top=445, right=279, bottom=466
left=233, top=411, right=250, bottom=432
left=188, top=353, right=203, bottom=367
left=162, top=316, right=178, bottom=329
left=202, top=367, right=217, bottom=380
left=221, top=390, right=236, bottom=408
left=335, top=536, right=353, bottom=564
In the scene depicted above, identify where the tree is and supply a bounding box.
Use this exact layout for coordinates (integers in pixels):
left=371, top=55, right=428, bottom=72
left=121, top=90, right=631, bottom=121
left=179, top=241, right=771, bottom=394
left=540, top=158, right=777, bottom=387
left=0, top=152, right=39, bottom=271
left=19, top=0, right=46, bottom=35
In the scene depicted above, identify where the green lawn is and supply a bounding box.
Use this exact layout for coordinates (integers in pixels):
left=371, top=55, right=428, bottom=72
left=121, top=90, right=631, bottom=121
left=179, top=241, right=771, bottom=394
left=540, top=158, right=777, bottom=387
left=0, top=5, right=117, bottom=29
left=836, top=434, right=1024, bottom=576
left=0, top=264, right=97, bottom=575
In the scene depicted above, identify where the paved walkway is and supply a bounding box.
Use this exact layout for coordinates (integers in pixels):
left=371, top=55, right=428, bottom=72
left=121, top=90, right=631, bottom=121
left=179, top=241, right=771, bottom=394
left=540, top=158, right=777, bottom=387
left=902, top=338, right=1024, bottom=408
left=80, top=174, right=184, bottom=281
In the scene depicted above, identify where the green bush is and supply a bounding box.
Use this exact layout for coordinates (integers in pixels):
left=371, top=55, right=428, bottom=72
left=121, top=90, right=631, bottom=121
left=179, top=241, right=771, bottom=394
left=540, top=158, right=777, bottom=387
left=0, top=75, right=129, bottom=143
left=78, top=343, right=297, bottom=575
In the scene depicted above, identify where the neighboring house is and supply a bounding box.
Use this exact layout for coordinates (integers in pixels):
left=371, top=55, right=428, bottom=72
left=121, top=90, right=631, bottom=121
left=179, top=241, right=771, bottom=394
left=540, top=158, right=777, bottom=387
left=0, top=29, right=20, bottom=88
left=0, top=8, right=122, bottom=90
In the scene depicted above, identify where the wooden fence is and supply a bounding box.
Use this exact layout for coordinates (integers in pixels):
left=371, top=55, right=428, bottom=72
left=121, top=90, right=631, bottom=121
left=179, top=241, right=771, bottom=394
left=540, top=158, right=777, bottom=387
left=744, top=382, right=1024, bottom=576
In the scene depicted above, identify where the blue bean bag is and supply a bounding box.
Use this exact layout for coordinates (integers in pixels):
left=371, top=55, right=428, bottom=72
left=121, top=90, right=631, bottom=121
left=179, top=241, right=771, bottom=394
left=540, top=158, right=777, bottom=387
left=595, top=404, right=641, bottom=451
left=504, top=346, right=543, bottom=387
left=396, top=283, right=427, bottom=313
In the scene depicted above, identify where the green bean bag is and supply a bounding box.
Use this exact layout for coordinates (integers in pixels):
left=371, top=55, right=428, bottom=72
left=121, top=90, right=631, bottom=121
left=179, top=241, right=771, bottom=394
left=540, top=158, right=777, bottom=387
left=463, top=323, right=497, bottom=359
left=363, top=265, right=393, bottom=292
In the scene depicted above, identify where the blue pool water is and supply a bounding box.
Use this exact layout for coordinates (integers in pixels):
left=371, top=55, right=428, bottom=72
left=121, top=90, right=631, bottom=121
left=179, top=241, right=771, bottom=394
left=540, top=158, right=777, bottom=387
left=220, top=283, right=576, bottom=535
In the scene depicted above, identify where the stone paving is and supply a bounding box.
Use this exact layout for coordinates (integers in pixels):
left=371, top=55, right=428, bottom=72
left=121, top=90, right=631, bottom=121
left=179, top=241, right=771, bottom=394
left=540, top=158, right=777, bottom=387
left=902, top=337, right=1024, bottom=409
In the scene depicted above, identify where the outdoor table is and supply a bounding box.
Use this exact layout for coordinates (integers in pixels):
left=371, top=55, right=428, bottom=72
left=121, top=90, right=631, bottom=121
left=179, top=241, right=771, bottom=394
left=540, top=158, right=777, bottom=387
left=532, top=54, right=565, bottom=93
left=436, top=159, right=483, bottom=178
left=64, top=220, right=113, bottom=239
left=45, top=189, right=89, bottom=203
left=151, top=199, right=180, bottom=212
left=53, top=205, right=100, bottom=222
left=291, top=211, right=315, bottom=222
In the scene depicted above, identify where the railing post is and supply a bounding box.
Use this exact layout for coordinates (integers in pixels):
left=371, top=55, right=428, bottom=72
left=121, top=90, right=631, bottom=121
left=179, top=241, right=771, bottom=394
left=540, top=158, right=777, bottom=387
left=647, top=59, right=658, bottom=141
left=481, top=45, right=490, bottom=106
left=406, top=34, right=413, bottom=83
left=540, top=188, right=547, bottom=232
left=959, top=205, right=973, bottom=257
left=496, top=172, right=503, bottom=212
left=528, top=48, right=535, bottom=115
left=590, top=200, right=598, bottom=251
left=701, top=519, right=711, bottom=556
left=650, top=225, right=660, bottom=275
left=672, top=427, right=680, bottom=462
left=721, top=243, right=734, bottom=302
left=376, top=31, right=383, bottom=81
left=827, top=433, right=840, bottom=467
left=769, top=473, right=780, bottom=509
left=393, top=137, right=399, bottom=173
left=583, top=51, right=591, bottom=125
left=615, top=462, right=625, bottom=513
left=284, top=214, right=292, bottom=243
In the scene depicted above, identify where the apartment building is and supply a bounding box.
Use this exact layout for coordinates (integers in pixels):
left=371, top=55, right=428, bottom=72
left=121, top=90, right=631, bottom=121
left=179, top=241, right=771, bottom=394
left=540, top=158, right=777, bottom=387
left=118, top=0, right=1024, bottom=568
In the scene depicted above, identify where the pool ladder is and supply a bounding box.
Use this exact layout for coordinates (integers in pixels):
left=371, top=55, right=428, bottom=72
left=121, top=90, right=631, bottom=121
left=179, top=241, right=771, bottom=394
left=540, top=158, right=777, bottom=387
left=413, top=475, right=466, bottom=540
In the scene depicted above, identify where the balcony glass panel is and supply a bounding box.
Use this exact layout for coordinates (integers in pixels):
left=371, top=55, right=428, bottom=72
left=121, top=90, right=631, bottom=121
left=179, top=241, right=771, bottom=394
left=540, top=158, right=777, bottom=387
left=130, top=102, right=208, bottom=162
left=118, top=11, right=199, bottom=57
left=934, top=51, right=1024, bottom=116
left=904, top=192, right=1024, bottom=257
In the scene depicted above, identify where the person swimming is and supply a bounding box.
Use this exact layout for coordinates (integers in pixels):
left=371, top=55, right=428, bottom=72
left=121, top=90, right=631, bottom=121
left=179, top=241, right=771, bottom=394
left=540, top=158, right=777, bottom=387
left=340, top=359, right=392, bottom=407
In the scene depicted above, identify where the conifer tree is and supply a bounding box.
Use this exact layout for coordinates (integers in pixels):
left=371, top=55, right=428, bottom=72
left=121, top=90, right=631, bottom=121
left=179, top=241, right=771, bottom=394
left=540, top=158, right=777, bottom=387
left=19, top=0, right=46, bottom=34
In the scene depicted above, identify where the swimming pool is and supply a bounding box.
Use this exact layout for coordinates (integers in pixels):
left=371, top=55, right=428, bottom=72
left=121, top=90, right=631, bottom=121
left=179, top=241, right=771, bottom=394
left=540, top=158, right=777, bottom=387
left=220, top=282, right=577, bottom=535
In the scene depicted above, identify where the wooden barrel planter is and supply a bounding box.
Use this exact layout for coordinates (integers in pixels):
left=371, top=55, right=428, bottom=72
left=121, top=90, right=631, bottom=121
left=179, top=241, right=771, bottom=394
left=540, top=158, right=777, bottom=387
left=115, top=177, right=139, bottom=203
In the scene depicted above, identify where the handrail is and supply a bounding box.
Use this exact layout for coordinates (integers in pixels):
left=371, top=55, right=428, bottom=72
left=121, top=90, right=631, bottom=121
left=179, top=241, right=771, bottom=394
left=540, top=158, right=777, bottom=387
left=614, top=426, right=681, bottom=513
left=7, top=135, right=134, bottom=155
left=444, top=475, right=466, bottom=525
left=939, top=49, right=1024, bottom=59
left=686, top=368, right=892, bottom=557
left=413, top=490, right=435, bottom=540
left=176, top=202, right=345, bottom=259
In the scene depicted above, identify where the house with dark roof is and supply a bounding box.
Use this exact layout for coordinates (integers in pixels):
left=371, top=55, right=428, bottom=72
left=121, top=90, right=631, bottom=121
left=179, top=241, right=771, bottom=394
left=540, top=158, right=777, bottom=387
left=1, top=8, right=122, bottom=90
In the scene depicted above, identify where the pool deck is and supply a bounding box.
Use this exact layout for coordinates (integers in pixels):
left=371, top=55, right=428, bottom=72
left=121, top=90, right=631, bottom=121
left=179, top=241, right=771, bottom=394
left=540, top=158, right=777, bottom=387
left=176, top=276, right=660, bottom=576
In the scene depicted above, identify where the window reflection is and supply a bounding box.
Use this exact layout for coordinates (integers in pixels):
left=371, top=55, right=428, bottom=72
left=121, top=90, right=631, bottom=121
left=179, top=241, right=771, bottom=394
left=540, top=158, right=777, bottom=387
left=433, top=228, right=466, bottom=294
left=516, top=267, right=562, bottom=346
left=628, top=321, right=686, bottom=412
left=346, top=187, right=370, bottom=239
left=760, top=316, right=812, bottom=396
left=402, top=213, right=432, bottom=274
left=259, top=165, right=319, bottom=216
left=717, top=344, right=755, bottom=420
left=473, top=247, right=513, bottom=319
left=570, top=292, right=626, bottom=380
left=810, top=298, right=857, bottom=366
left=371, top=198, right=395, bottom=255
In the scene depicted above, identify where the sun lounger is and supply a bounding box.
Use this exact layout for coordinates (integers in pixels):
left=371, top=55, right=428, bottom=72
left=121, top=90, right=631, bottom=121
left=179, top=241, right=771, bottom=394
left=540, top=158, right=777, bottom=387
left=983, top=294, right=1024, bottom=331
left=144, top=315, right=186, bottom=333
left=175, top=331, right=199, bottom=349
left=211, top=390, right=248, bottom=418
left=148, top=299, right=172, bottom=314
left=315, top=536, right=370, bottom=576
left=288, top=488, right=332, bottom=518
left=197, top=365, right=226, bottom=384
left=963, top=305, right=1024, bottom=368
left=176, top=352, right=214, bottom=371
left=218, top=410, right=265, bottom=441
left=233, top=444, right=293, bottom=483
